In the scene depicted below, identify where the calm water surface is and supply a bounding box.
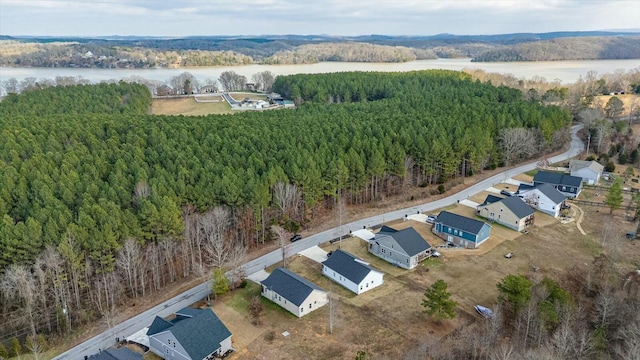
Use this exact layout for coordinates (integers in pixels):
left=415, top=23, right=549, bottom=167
left=1, top=58, right=639, bottom=86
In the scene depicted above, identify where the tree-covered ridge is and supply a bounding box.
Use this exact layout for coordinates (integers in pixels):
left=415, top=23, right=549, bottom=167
left=0, top=82, right=152, bottom=117
left=472, top=36, right=640, bottom=62
left=0, top=72, right=571, bottom=269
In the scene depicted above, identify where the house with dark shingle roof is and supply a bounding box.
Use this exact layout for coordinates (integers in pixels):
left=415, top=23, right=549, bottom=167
left=87, top=348, right=143, bottom=360
left=433, top=211, right=491, bottom=248
left=533, top=170, right=583, bottom=198
left=146, top=307, right=232, bottom=360
left=477, top=195, right=535, bottom=232
left=518, top=183, right=566, bottom=218
left=261, top=268, right=328, bottom=318
left=368, top=225, right=432, bottom=269
left=322, top=249, right=384, bottom=294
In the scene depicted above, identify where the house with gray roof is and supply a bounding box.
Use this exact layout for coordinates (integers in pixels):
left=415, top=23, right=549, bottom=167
left=518, top=183, right=566, bottom=218
left=322, top=249, right=384, bottom=294
left=569, top=160, right=604, bottom=185
left=261, top=268, right=328, bottom=318
left=477, top=195, right=535, bottom=232
left=146, top=307, right=232, bottom=360
left=88, top=348, right=143, bottom=360
left=368, top=225, right=432, bottom=269
left=533, top=170, right=583, bottom=198
left=433, top=211, right=491, bottom=248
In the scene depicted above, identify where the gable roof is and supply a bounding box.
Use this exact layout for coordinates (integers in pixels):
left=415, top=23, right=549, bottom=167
left=436, top=211, right=488, bottom=235
left=533, top=170, right=582, bottom=188
left=480, top=194, right=504, bottom=206
left=88, top=348, right=143, bottom=360
left=570, top=160, right=604, bottom=174
left=147, top=308, right=232, bottom=360
left=261, top=268, right=325, bottom=306
left=536, top=183, right=566, bottom=204
left=517, top=183, right=536, bottom=193
left=322, top=249, right=380, bottom=284
left=499, top=196, right=535, bottom=218
left=376, top=226, right=431, bottom=256
left=146, top=316, right=173, bottom=336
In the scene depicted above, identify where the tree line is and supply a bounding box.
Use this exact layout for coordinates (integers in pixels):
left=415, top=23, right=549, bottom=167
left=0, top=71, right=570, bottom=347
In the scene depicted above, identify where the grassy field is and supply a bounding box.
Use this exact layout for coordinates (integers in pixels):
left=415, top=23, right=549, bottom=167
left=203, top=195, right=640, bottom=360
left=151, top=96, right=231, bottom=116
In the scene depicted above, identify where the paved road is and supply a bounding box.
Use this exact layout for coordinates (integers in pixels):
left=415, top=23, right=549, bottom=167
left=54, top=124, right=583, bottom=359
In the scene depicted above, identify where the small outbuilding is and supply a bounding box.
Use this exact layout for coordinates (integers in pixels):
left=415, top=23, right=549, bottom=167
left=569, top=160, right=604, bottom=185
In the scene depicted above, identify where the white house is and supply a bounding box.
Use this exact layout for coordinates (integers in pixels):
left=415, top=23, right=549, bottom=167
left=518, top=183, right=566, bottom=218
left=569, top=160, right=604, bottom=185
left=146, top=308, right=232, bottom=360
left=322, top=249, right=384, bottom=294
left=261, top=268, right=328, bottom=318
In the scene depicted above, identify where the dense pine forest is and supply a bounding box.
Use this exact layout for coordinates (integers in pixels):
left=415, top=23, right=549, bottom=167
left=0, top=72, right=571, bottom=346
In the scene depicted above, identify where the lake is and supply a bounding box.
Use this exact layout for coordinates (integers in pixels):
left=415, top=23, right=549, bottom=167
left=1, top=58, right=639, bottom=87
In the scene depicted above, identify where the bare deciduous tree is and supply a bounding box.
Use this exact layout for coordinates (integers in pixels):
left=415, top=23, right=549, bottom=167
left=116, top=237, right=143, bottom=298
left=272, top=182, right=302, bottom=219
left=499, top=128, right=538, bottom=167
left=1, top=264, right=37, bottom=336
left=202, top=206, right=232, bottom=269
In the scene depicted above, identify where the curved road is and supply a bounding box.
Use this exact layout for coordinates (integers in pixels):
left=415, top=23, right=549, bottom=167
left=54, top=124, right=584, bottom=359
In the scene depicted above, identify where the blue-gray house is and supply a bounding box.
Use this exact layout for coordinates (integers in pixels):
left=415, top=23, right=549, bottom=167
left=433, top=211, right=491, bottom=249
left=533, top=170, right=583, bottom=198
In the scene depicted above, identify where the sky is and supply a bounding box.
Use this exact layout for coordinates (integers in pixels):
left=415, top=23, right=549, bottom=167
left=1, top=0, right=639, bottom=37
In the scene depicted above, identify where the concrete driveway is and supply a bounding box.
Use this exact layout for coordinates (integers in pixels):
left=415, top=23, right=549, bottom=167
left=298, top=245, right=328, bottom=263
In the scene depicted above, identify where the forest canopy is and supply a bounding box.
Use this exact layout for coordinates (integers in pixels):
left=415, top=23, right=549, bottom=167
left=0, top=71, right=571, bottom=270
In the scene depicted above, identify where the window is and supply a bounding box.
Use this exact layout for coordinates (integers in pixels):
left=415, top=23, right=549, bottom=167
left=360, top=286, right=363, bottom=290
left=301, top=307, right=304, bottom=312
left=309, top=304, right=312, bottom=309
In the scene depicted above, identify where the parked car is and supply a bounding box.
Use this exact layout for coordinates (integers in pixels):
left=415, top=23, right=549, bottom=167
left=500, top=190, right=514, bottom=197
left=290, top=234, right=302, bottom=242
left=426, top=215, right=438, bottom=224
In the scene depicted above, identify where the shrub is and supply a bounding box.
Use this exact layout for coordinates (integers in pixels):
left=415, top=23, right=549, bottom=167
left=437, top=185, right=446, bottom=194
left=605, top=161, right=616, bottom=172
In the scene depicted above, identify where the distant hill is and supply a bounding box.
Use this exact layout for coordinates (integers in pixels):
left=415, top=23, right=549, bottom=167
left=1, top=31, right=639, bottom=67
left=472, top=35, right=640, bottom=62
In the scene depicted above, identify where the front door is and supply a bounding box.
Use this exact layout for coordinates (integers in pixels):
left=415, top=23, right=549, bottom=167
left=447, top=235, right=453, bottom=242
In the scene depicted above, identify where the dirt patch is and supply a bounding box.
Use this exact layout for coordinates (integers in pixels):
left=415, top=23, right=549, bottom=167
left=151, top=96, right=232, bottom=115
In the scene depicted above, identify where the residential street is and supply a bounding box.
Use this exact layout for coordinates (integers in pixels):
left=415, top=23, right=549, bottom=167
left=54, top=124, right=584, bottom=360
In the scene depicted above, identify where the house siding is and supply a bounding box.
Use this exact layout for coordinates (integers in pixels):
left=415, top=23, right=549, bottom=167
left=322, top=265, right=384, bottom=294
left=572, top=168, right=599, bottom=185
left=522, top=191, right=561, bottom=218
left=261, top=286, right=327, bottom=318
left=433, top=222, right=491, bottom=249
left=477, top=203, right=533, bottom=232
left=149, top=331, right=191, bottom=360
left=219, top=335, right=232, bottom=356
left=368, top=240, right=414, bottom=269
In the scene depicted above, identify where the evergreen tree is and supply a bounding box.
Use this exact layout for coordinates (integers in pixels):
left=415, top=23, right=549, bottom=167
left=606, top=181, right=623, bottom=214
left=211, top=268, right=229, bottom=299
left=496, top=274, right=532, bottom=315
left=421, top=279, right=457, bottom=322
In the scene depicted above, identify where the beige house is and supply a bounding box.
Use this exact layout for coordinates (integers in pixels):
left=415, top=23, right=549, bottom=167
left=261, top=268, right=328, bottom=318
left=476, top=195, right=535, bottom=232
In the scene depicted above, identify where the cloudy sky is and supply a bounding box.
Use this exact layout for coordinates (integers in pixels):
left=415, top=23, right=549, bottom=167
left=1, top=0, right=639, bottom=37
